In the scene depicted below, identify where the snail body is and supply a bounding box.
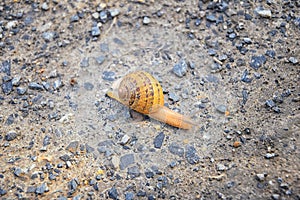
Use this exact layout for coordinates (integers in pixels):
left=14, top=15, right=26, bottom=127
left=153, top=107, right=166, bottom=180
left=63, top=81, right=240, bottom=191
left=107, top=71, right=195, bottom=129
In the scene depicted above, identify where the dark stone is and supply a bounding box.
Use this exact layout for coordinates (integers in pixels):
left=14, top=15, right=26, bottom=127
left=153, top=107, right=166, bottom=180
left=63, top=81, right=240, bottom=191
left=145, top=169, right=155, bottom=179
left=206, top=14, right=217, bottom=22
left=250, top=55, right=266, bottom=69
left=120, top=154, right=135, bottom=170
left=128, top=166, right=140, bottom=179
left=153, top=132, right=165, bottom=149
left=108, top=186, right=118, bottom=200
left=35, top=183, right=48, bottom=195
left=2, top=79, right=13, bottom=95
left=208, top=49, right=217, bottom=56
left=125, top=192, right=134, bottom=200
left=173, top=59, right=188, bottom=77
left=1, top=60, right=11, bottom=76
left=91, top=26, right=101, bottom=37
left=168, top=143, right=184, bottom=157
left=102, top=71, right=115, bottom=81
left=16, top=87, right=27, bottom=95
left=265, top=50, right=276, bottom=58
left=68, top=178, right=78, bottom=190
left=13, top=167, right=22, bottom=177
left=96, top=56, right=106, bottom=65
left=242, top=89, right=248, bottom=105
left=185, top=145, right=200, bottom=165
left=241, top=70, right=252, bottom=83
left=265, top=99, right=276, bottom=108
left=0, top=188, right=7, bottom=196
left=5, top=131, right=17, bottom=141
left=43, top=135, right=51, bottom=146
left=70, top=14, right=79, bottom=22
left=28, top=82, right=44, bottom=90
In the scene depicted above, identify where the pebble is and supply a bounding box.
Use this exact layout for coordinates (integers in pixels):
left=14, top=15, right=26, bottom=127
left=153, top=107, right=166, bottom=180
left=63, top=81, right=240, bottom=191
left=216, top=163, right=227, bottom=171
left=96, top=55, right=106, bottom=65
left=168, top=92, right=180, bottom=102
left=36, top=183, right=49, bottom=195
left=11, top=76, right=21, bottom=86
left=120, top=134, right=130, bottom=145
left=1, top=60, right=11, bottom=76
left=41, top=2, right=49, bottom=11
left=271, top=194, right=280, bottom=200
left=99, top=10, right=108, bottom=23
left=185, top=145, right=200, bottom=165
left=173, top=59, right=188, bottom=77
left=208, top=49, right=217, bottom=56
left=125, top=192, right=134, bottom=200
left=83, top=82, right=94, bottom=91
left=265, top=50, right=276, bottom=58
left=102, top=71, right=115, bottom=81
left=233, top=141, right=241, bottom=148
left=29, top=82, right=44, bottom=90
left=153, top=132, right=165, bottom=149
left=42, top=32, right=56, bottom=42
left=92, top=12, right=99, bottom=19
left=255, top=7, right=272, bottom=18
left=2, top=78, right=13, bottom=94
left=241, top=69, right=252, bottom=83
left=265, top=99, right=275, bottom=108
left=80, top=57, right=89, bottom=68
left=53, top=79, right=62, bottom=90
left=242, top=89, right=249, bottom=105
left=206, top=14, right=217, bottom=22
left=168, top=143, right=184, bottom=157
left=120, top=154, right=135, bottom=170
left=109, top=9, right=120, bottom=17
left=5, top=131, right=17, bottom=141
left=256, top=173, right=266, bottom=181
left=216, top=104, right=227, bottom=114
left=13, top=167, right=22, bottom=177
left=250, top=55, right=266, bottom=69
left=70, top=14, right=79, bottom=22
left=265, top=153, right=276, bottom=159
left=66, top=141, right=79, bottom=153
left=91, top=26, right=101, bottom=37
left=288, top=57, right=298, bottom=64
left=127, top=166, right=140, bottom=179
left=108, top=186, right=118, bottom=200
left=143, top=16, right=151, bottom=25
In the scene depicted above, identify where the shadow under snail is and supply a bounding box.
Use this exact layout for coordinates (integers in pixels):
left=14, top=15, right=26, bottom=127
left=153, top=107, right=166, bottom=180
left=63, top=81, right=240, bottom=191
left=106, top=71, right=195, bottom=129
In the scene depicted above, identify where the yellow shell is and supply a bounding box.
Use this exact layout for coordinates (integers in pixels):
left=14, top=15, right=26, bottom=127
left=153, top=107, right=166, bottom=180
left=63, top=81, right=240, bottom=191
left=107, top=71, right=195, bottom=129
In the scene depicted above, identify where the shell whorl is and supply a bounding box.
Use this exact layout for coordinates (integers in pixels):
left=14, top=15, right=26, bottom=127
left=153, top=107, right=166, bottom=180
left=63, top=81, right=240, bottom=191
left=110, top=71, right=164, bottom=114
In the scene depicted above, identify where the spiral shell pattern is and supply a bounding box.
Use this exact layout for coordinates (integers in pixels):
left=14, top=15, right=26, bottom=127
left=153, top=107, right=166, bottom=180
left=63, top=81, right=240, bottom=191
left=116, top=71, right=164, bottom=114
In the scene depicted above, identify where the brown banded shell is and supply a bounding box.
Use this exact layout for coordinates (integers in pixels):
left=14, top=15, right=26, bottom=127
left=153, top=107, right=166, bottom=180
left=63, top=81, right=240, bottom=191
left=108, top=71, right=164, bottom=114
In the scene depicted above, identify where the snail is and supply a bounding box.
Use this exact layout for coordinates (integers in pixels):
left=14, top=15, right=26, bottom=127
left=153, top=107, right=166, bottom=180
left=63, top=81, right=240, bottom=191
left=106, top=71, right=195, bottom=129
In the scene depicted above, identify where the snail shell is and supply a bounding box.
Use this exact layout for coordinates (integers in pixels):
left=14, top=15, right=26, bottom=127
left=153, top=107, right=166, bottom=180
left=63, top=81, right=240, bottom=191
left=107, top=71, right=195, bottom=129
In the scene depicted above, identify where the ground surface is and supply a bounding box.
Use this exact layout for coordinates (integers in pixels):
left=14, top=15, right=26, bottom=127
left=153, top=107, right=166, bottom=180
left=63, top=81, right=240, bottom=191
left=0, top=0, right=299, bottom=199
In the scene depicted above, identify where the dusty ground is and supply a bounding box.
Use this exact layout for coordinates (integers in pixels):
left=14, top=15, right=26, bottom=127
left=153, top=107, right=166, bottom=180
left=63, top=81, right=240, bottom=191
left=0, top=0, right=299, bottom=199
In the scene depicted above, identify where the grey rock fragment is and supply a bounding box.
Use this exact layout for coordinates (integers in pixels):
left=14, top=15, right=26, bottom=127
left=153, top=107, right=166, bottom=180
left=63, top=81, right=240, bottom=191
left=102, top=71, right=115, bottom=81
left=255, top=7, right=272, bottom=18
left=80, top=57, right=89, bottom=68
left=42, top=32, right=56, bottom=42
left=168, top=143, right=184, bottom=157
left=5, top=131, right=17, bottom=141
left=96, top=55, right=105, bottom=65
left=185, top=145, right=200, bottom=165
left=29, top=82, right=44, bottom=90
left=250, top=55, right=266, bottom=69
left=120, top=154, right=134, bottom=170
left=91, top=26, right=101, bottom=37
left=108, top=186, right=118, bottom=200
left=17, top=87, right=26, bottom=95
left=256, top=173, right=266, bottom=181
left=2, top=78, right=13, bottom=94
left=53, top=79, right=63, bottom=90
left=216, top=104, right=227, bottom=114
left=154, top=132, right=165, bottom=149
left=168, top=92, right=180, bottom=102
left=41, top=2, right=49, bottom=10
left=127, top=166, right=140, bottom=179
left=216, top=163, right=227, bottom=171
left=36, top=183, right=49, bottom=195
left=1, top=60, right=11, bottom=76
left=173, top=59, right=188, bottom=77
left=109, top=9, right=120, bottom=17
left=288, top=57, right=298, bottom=64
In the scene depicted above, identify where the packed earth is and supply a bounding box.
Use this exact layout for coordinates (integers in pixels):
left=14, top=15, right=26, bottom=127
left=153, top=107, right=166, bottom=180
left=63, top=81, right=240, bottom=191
left=0, top=0, right=299, bottom=199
